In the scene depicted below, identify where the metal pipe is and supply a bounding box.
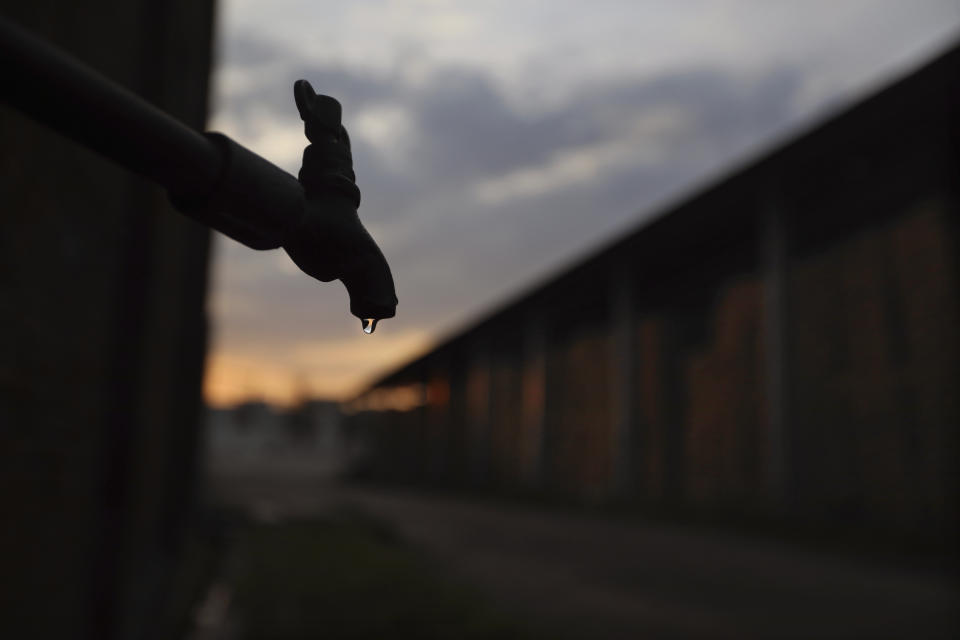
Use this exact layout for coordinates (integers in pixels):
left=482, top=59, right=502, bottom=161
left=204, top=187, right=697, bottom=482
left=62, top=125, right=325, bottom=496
left=0, top=16, right=222, bottom=198
left=0, top=15, right=304, bottom=250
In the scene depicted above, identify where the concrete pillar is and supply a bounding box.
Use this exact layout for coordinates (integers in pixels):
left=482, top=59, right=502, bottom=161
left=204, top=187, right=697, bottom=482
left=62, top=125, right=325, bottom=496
left=425, top=367, right=452, bottom=481
left=761, top=186, right=791, bottom=506
left=466, top=341, right=492, bottom=486
left=520, top=310, right=547, bottom=488
left=610, top=256, right=637, bottom=495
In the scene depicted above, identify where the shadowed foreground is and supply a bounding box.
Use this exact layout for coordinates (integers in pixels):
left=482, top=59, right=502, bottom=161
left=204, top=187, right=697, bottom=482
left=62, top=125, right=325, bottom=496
left=194, top=515, right=532, bottom=639
left=201, top=476, right=959, bottom=639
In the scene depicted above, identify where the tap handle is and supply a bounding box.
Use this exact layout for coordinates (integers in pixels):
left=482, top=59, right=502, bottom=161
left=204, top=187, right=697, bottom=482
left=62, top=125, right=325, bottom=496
left=294, top=79, right=342, bottom=142
left=293, top=79, right=359, bottom=206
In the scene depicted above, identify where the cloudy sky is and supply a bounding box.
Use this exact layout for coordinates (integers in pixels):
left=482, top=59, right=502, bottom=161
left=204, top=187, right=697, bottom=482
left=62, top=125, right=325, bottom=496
left=202, top=0, right=960, bottom=406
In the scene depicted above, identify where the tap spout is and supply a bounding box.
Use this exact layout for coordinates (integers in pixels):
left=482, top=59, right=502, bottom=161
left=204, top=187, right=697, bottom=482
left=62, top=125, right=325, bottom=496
left=282, top=190, right=398, bottom=321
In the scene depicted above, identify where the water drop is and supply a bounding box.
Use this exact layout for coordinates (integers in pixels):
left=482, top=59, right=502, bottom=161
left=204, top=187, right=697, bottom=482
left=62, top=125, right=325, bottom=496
left=361, top=318, right=378, bottom=334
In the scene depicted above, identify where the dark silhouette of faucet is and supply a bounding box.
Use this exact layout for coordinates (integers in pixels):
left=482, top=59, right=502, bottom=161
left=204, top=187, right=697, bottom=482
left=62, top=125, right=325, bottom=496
left=0, top=16, right=397, bottom=327
left=284, top=80, right=398, bottom=324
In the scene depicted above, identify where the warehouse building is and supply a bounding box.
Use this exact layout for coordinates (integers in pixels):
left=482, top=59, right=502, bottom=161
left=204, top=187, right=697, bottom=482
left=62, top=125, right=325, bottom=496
left=346, top=42, right=958, bottom=545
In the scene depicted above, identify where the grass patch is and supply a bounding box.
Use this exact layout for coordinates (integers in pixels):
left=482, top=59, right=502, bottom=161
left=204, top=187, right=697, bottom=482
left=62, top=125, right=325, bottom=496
left=231, top=513, right=532, bottom=639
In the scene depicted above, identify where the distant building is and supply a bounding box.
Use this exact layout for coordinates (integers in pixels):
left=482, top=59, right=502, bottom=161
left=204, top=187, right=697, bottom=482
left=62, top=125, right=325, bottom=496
left=346, top=42, right=959, bottom=547
left=204, top=400, right=347, bottom=479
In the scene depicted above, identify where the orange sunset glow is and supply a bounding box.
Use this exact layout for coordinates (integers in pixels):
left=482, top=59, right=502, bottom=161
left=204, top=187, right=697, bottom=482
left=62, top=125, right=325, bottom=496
left=203, top=329, right=432, bottom=407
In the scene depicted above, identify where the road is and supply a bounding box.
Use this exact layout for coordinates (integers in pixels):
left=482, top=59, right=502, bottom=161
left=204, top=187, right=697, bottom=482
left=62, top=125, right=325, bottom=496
left=206, top=473, right=959, bottom=639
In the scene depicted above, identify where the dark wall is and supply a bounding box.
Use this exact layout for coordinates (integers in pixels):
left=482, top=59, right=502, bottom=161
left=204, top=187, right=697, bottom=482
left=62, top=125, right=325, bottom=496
left=345, top=43, right=958, bottom=545
left=0, top=2, right=215, bottom=638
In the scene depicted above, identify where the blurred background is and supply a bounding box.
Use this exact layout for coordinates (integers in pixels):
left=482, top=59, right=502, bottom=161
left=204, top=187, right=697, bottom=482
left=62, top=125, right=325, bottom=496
left=1, top=1, right=958, bottom=639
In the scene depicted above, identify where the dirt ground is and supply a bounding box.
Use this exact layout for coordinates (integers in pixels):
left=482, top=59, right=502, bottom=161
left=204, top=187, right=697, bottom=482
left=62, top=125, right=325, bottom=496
left=200, top=472, right=959, bottom=639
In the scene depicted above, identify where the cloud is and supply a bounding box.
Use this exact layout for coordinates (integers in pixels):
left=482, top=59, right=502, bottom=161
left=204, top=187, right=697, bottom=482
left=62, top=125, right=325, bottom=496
left=471, top=108, right=696, bottom=205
